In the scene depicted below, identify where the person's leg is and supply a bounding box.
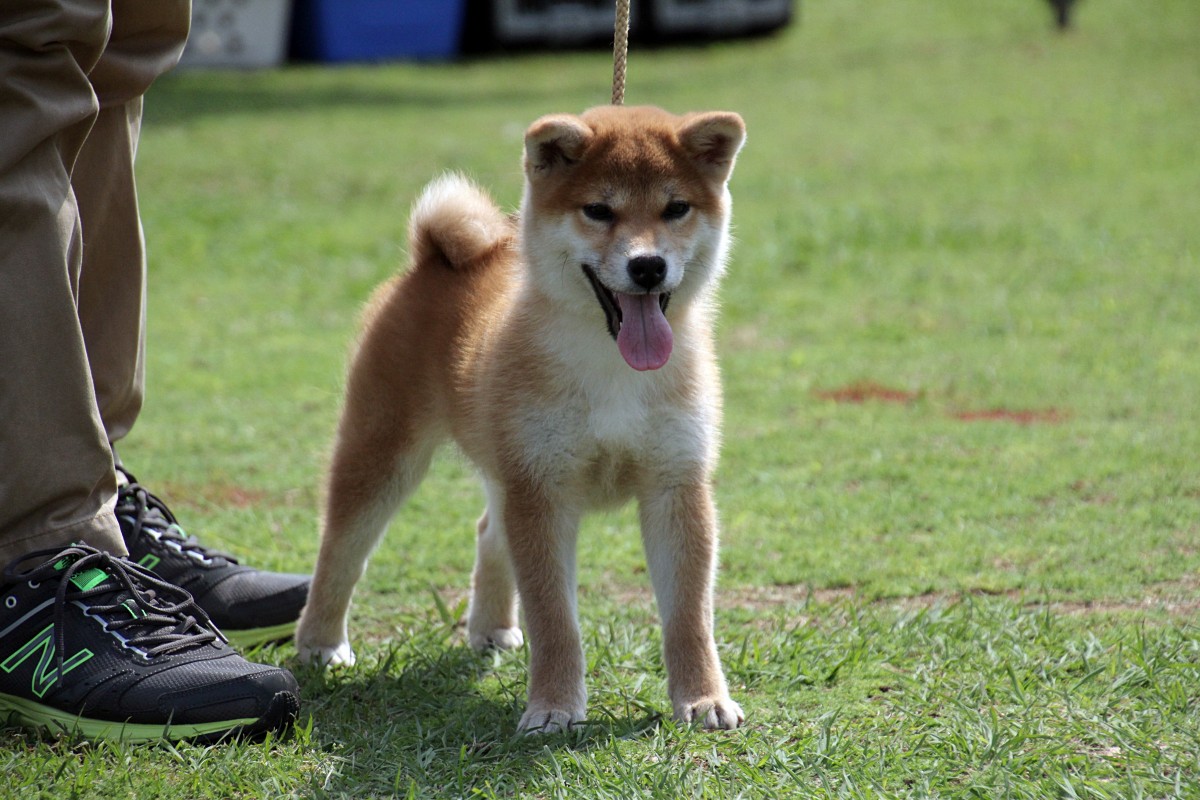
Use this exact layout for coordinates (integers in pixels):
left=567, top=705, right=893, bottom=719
left=0, top=1, right=301, bottom=743
left=0, top=0, right=125, bottom=565
left=76, top=0, right=191, bottom=443
left=70, top=0, right=311, bottom=648
left=75, top=97, right=148, bottom=442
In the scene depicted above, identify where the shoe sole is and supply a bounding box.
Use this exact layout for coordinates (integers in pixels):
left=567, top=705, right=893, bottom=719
left=0, top=689, right=300, bottom=744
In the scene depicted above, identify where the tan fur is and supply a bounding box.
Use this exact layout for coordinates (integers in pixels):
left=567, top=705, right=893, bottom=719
left=296, top=106, right=747, bottom=733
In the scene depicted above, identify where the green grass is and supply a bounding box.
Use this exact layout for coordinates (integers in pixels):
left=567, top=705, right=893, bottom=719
left=7, top=0, right=1200, bottom=796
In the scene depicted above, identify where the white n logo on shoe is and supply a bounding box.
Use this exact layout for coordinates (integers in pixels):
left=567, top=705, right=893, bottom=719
left=1, top=624, right=94, bottom=698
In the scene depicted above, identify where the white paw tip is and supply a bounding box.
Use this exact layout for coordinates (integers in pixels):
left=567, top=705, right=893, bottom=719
left=469, top=626, right=524, bottom=652
left=296, top=641, right=356, bottom=668
left=678, top=698, right=745, bottom=730
left=518, top=708, right=585, bottom=735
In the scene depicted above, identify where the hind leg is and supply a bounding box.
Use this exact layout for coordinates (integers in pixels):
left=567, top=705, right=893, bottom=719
left=296, top=418, right=437, bottom=667
left=467, top=481, right=523, bottom=651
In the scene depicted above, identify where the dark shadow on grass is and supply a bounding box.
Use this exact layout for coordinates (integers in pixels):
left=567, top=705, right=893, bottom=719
left=294, top=639, right=662, bottom=796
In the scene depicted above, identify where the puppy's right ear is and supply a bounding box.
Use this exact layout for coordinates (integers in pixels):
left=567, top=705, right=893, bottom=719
left=524, top=115, right=592, bottom=178
left=678, top=111, right=746, bottom=183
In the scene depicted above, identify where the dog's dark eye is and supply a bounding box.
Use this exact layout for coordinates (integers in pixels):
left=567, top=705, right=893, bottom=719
left=663, top=200, right=691, bottom=221
left=582, top=203, right=615, bottom=222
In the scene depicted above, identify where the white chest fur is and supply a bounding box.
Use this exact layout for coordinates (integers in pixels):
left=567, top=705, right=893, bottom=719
left=506, top=360, right=716, bottom=510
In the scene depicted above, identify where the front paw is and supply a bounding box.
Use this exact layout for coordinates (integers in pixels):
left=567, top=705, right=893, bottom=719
left=296, top=639, right=356, bottom=668
left=518, top=704, right=586, bottom=734
left=675, top=696, right=744, bottom=730
left=469, top=626, right=524, bottom=653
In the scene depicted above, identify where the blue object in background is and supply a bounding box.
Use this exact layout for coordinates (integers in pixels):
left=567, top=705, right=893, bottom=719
left=290, top=0, right=468, bottom=62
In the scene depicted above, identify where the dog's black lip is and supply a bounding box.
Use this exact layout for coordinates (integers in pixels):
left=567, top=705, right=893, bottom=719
left=581, top=264, right=671, bottom=341
left=582, top=264, right=621, bottom=340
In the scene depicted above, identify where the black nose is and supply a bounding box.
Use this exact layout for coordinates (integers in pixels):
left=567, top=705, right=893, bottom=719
left=627, top=255, right=667, bottom=290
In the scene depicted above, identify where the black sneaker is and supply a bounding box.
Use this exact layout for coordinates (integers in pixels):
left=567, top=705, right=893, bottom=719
left=114, top=468, right=310, bottom=649
left=0, top=545, right=300, bottom=742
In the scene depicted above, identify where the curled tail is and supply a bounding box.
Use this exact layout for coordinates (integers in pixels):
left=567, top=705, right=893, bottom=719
left=408, top=173, right=513, bottom=271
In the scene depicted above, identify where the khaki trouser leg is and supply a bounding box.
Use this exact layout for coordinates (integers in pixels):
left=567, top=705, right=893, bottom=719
left=79, top=0, right=192, bottom=443
left=0, top=0, right=189, bottom=566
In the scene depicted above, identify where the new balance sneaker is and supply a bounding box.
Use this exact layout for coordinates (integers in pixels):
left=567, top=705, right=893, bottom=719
left=0, top=545, right=300, bottom=742
left=115, top=468, right=310, bottom=649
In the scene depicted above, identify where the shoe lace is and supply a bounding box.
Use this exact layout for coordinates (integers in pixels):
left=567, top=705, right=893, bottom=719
left=116, top=468, right=238, bottom=566
left=3, top=545, right=226, bottom=691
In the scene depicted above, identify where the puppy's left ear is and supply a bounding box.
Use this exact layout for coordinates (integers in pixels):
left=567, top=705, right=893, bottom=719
left=525, top=114, right=593, bottom=179
left=678, top=112, right=746, bottom=182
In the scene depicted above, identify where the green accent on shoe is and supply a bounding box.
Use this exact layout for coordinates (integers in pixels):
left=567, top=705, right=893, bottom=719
left=0, top=692, right=259, bottom=743
left=1, top=625, right=94, bottom=699
left=136, top=554, right=161, bottom=571
left=51, top=553, right=109, bottom=592
left=222, top=621, right=297, bottom=650
left=67, top=567, right=110, bottom=592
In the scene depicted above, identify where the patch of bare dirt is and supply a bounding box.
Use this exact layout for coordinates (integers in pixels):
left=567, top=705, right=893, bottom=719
left=814, top=381, right=918, bottom=405
left=951, top=407, right=1069, bottom=425
left=714, top=581, right=1200, bottom=619
left=156, top=481, right=300, bottom=510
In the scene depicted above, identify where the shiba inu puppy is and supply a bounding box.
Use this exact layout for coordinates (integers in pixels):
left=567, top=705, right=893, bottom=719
left=296, top=105, right=747, bottom=733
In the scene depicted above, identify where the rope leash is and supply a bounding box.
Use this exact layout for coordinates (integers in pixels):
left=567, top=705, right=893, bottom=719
left=612, top=0, right=631, bottom=105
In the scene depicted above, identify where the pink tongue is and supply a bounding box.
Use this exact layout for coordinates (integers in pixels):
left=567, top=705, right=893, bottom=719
left=616, top=293, right=673, bottom=371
